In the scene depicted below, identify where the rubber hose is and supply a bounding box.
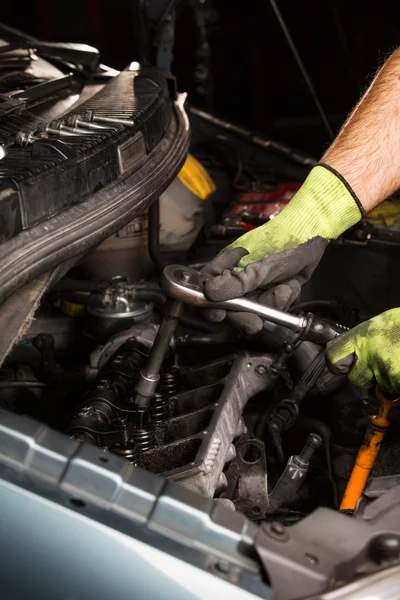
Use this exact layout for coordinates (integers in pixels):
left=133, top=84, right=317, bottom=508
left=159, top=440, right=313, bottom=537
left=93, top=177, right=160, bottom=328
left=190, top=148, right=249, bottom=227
left=51, top=279, right=108, bottom=293
left=148, top=199, right=167, bottom=271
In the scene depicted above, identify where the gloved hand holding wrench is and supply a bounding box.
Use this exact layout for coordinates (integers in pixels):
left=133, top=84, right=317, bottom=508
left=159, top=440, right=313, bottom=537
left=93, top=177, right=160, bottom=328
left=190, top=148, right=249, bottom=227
left=135, top=45, right=400, bottom=408
left=134, top=264, right=347, bottom=408
left=161, top=265, right=348, bottom=344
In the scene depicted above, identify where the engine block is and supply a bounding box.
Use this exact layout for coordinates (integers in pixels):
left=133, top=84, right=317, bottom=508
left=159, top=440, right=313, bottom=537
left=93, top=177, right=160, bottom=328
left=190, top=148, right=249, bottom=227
left=69, top=341, right=274, bottom=498
left=138, top=353, right=274, bottom=496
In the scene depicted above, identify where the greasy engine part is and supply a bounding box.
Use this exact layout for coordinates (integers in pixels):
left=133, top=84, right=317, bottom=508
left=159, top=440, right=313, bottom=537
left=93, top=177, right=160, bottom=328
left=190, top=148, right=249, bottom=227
left=68, top=340, right=152, bottom=448
left=234, top=435, right=269, bottom=519
left=149, top=366, right=180, bottom=423
left=130, top=260, right=347, bottom=464
left=138, top=353, right=275, bottom=497
left=85, top=277, right=154, bottom=341
left=266, top=350, right=327, bottom=463
left=69, top=342, right=275, bottom=498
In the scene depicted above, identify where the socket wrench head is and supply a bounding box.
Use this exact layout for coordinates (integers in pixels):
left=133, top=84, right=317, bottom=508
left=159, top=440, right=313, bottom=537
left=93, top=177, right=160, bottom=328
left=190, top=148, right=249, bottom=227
left=160, top=265, right=207, bottom=307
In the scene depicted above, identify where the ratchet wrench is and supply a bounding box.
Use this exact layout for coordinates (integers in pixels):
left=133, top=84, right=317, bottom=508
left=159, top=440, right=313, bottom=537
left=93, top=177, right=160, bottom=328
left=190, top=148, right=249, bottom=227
left=160, top=265, right=348, bottom=345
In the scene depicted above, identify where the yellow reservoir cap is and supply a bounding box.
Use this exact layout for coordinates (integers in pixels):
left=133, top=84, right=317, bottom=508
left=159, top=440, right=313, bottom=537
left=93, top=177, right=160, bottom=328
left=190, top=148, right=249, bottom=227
left=61, top=291, right=90, bottom=317
left=177, top=154, right=216, bottom=200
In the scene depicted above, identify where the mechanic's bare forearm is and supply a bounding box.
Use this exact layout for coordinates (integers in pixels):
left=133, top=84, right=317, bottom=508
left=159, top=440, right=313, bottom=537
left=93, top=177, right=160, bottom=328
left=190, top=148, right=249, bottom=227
left=322, top=48, right=400, bottom=212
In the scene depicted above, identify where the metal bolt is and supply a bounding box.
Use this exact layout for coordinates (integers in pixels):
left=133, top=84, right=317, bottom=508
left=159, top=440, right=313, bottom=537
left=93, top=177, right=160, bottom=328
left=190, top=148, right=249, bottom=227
left=47, top=127, right=79, bottom=137
left=271, top=522, right=285, bottom=535
left=262, top=520, right=289, bottom=542
left=180, top=270, right=192, bottom=283
left=255, top=364, right=268, bottom=377
left=214, top=498, right=235, bottom=511
left=67, top=114, right=114, bottom=130
left=51, top=120, right=97, bottom=136
left=37, top=123, right=80, bottom=138
left=83, top=110, right=134, bottom=127
left=15, top=130, right=41, bottom=146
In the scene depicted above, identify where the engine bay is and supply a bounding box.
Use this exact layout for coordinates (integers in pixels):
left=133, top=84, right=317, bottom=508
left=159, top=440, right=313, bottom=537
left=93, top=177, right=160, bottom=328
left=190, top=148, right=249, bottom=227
left=4, top=17, right=400, bottom=600
left=4, top=192, right=400, bottom=529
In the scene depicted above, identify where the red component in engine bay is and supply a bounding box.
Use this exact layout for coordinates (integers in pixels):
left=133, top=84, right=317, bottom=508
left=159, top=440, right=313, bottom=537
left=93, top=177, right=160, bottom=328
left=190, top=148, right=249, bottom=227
left=230, top=183, right=301, bottom=220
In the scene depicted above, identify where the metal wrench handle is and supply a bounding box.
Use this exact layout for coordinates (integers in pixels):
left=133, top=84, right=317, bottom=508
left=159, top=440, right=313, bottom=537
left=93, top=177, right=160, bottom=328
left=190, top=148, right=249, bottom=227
left=161, top=265, right=307, bottom=334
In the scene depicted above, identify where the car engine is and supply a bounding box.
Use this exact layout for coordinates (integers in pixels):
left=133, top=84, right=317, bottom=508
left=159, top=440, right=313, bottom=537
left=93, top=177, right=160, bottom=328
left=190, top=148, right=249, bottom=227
left=3, top=18, right=400, bottom=600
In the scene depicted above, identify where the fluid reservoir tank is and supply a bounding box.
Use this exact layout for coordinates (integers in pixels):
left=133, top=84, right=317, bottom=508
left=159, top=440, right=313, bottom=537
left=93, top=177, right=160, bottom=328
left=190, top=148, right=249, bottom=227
left=83, top=155, right=215, bottom=281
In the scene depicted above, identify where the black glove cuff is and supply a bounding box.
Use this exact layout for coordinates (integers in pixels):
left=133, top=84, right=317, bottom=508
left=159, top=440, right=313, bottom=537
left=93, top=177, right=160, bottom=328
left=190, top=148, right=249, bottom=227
left=317, top=162, right=366, bottom=218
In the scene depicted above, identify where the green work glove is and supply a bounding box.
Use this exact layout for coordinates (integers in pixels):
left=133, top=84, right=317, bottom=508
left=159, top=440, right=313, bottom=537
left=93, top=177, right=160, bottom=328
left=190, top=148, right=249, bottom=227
left=326, top=309, right=400, bottom=394
left=202, top=164, right=364, bottom=334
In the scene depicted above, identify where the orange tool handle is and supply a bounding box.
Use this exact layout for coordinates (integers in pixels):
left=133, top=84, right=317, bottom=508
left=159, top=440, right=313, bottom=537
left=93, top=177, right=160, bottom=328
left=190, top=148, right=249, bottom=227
left=340, top=385, right=400, bottom=511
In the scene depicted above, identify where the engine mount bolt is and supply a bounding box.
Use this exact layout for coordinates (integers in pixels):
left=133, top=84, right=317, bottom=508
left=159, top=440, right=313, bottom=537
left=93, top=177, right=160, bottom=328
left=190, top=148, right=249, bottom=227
left=270, top=522, right=285, bottom=535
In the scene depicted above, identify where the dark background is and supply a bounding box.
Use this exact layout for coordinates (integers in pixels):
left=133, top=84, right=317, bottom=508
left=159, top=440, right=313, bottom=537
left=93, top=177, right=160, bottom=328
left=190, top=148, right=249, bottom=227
left=2, top=0, right=399, bottom=155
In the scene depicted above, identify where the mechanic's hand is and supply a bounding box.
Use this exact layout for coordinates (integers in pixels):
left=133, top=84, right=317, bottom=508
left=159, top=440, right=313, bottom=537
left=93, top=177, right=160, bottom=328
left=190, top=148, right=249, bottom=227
left=326, top=309, right=400, bottom=394
left=202, top=164, right=364, bottom=334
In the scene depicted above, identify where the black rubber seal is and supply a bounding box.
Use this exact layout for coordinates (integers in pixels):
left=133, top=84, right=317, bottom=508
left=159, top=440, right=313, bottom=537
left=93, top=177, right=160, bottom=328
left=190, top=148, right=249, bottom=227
left=317, top=162, right=366, bottom=218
